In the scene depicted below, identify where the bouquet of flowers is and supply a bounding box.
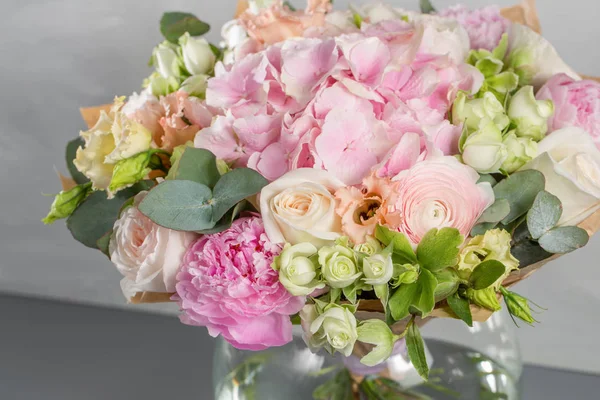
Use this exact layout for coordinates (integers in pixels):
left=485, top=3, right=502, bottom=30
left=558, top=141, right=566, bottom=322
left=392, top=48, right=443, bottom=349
left=44, top=0, right=600, bottom=395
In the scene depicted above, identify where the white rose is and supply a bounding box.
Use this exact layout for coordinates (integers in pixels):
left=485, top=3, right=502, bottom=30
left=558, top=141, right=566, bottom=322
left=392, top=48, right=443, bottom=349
left=301, top=304, right=358, bottom=357
left=110, top=192, right=197, bottom=299
left=153, top=41, right=184, bottom=79
left=506, top=23, right=580, bottom=89
left=415, top=14, right=470, bottom=64
left=362, top=252, right=393, bottom=286
left=74, top=98, right=152, bottom=196
left=462, top=118, right=508, bottom=174
left=260, top=168, right=344, bottom=246
left=507, top=86, right=554, bottom=141
left=522, top=127, right=600, bottom=226
left=179, top=33, right=216, bottom=75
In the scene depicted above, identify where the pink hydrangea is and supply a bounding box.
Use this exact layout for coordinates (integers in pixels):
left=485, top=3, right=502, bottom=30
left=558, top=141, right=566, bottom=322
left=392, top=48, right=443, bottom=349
left=439, top=5, right=510, bottom=51
left=175, top=216, right=305, bottom=350
left=197, top=20, right=482, bottom=185
left=536, top=73, right=600, bottom=148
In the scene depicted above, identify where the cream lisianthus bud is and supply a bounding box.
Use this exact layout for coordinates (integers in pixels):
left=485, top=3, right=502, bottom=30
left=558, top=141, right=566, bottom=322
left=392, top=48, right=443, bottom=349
left=461, top=118, right=508, bottom=174
left=179, top=33, right=216, bottom=75
left=273, top=243, right=325, bottom=296
left=508, top=86, right=554, bottom=141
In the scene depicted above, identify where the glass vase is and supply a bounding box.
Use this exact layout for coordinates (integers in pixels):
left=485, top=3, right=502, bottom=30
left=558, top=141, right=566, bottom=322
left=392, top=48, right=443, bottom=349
left=213, top=308, right=522, bottom=399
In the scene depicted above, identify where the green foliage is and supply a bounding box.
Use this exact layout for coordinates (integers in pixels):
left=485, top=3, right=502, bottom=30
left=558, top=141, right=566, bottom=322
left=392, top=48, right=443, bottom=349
left=109, top=151, right=165, bottom=193
left=492, top=170, right=545, bottom=224
left=527, top=191, right=562, bottom=239
left=538, top=226, right=589, bottom=254
left=447, top=292, right=473, bottom=327
left=416, top=228, right=463, bottom=272
left=67, top=181, right=153, bottom=249
left=419, top=0, right=436, bottom=14
left=469, top=260, right=506, bottom=290
left=477, top=199, right=510, bottom=224
left=160, top=12, right=210, bottom=43
left=356, top=320, right=398, bottom=367
left=375, top=225, right=417, bottom=264
left=65, top=137, right=89, bottom=185
left=312, top=369, right=354, bottom=400
left=406, top=320, right=429, bottom=381
left=510, top=221, right=553, bottom=268
left=432, top=268, right=459, bottom=302
left=500, top=287, right=540, bottom=326
left=168, top=147, right=220, bottom=187
left=389, top=269, right=437, bottom=321
left=43, top=182, right=93, bottom=224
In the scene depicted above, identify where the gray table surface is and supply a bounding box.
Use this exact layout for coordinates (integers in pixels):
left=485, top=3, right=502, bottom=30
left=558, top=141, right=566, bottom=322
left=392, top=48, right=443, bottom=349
left=1, top=294, right=598, bottom=400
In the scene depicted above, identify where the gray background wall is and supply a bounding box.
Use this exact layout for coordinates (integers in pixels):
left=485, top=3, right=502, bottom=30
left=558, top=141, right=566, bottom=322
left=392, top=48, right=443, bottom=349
left=1, top=0, right=599, bottom=374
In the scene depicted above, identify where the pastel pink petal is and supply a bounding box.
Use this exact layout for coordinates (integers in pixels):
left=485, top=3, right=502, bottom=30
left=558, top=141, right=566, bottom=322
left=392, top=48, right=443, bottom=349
left=344, top=36, right=391, bottom=87
left=247, top=143, right=290, bottom=181
left=377, top=132, right=422, bottom=177
left=194, top=116, right=243, bottom=163
left=329, top=149, right=378, bottom=185
left=233, top=114, right=282, bottom=151
left=227, top=313, right=293, bottom=350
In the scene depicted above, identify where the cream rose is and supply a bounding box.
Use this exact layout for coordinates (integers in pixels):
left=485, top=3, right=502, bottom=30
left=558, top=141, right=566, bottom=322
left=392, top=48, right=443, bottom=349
left=110, top=192, right=197, bottom=299
left=260, top=169, right=344, bottom=246
left=522, top=127, right=600, bottom=226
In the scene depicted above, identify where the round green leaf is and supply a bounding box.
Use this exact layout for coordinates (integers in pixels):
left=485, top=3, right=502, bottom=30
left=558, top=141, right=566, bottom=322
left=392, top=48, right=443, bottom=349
left=138, top=180, right=214, bottom=231
left=211, top=168, right=268, bottom=222
left=493, top=170, right=545, bottom=224
left=160, top=12, right=210, bottom=43
left=172, top=147, right=220, bottom=188
left=527, top=190, right=562, bottom=239
left=538, top=226, right=589, bottom=254
left=478, top=199, right=510, bottom=224
left=66, top=137, right=89, bottom=184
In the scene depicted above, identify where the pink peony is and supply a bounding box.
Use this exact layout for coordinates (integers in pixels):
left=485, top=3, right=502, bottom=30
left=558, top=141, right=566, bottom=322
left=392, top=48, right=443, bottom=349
left=175, top=216, right=305, bottom=351
left=439, top=5, right=509, bottom=51
left=197, top=20, right=481, bottom=185
left=536, top=73, right=600, bottom=148
left=389, top=156, right=495, bottom=246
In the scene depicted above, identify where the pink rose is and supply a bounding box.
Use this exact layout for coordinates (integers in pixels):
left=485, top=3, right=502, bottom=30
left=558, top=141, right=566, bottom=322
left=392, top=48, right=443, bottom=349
left=175, top=216, right=305, bottom=351
left=390, top=157, right=495, bottom=245
left=536, top=73, right=600, bottom=148
left=439, top=5, right=510, bottom=51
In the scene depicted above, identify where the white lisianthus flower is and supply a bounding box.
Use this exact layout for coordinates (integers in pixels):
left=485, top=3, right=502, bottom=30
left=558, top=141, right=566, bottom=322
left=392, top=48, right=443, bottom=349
left=508, top=86, right=554, bottom=141
left=522, top=127, right=600, bottom=226
left=272, top=243, right=325, bottom=296
left=506, top=23, right=580, bottom=89
left=179, top=33, right=216, bottom=75
left=300, top=304, right=358, bottom=357
left=110, top=192, right=198, bottom=299
left=318, top=243, right=361, bottom=289
left=74, top=98, right=152, bottom=196
left=462, top=118, right=508, bottom=174
left=260, top=169, right=344, bottom=247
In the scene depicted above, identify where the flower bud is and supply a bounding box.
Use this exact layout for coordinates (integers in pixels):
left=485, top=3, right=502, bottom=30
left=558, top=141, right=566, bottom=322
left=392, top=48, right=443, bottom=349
left=461, top=118, right=508, bottom=174
left=180, top=74, right=209, bottom=98
left=467, top=287, right=501, bottom=311
left=273, top=243, right=325, bottom=296
left=153, top=41, right=185, bottom=79
left=318, top=243, right=362, bottom=289
left=179, top=33, right=216, bottom=75
left=42, top=182, right=92, bottom=224
left=508, top=86, right=554, bottom=141
left=301, top=303, right=358, bottom=357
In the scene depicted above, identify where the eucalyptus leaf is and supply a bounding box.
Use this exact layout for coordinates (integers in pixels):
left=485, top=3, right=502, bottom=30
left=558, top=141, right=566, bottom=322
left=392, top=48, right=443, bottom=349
left=160, top=12, right=210, bottom=43
left=419, top=0, right=436, bottom=14
left=406, top=322, right=429, bottom=381
left=172, top=147, right=220, bottom=188
left=66, top=137, right=89, bottom=184
left=477, top=174, right=497, bottom=187
left=492, top=170, right=545, bottom=224
left=416, top=228, right=463, bottom=272
left=538, top=226, right=589, bottom=254
left=375, top=225, right=418, bottom=264
left=469, top=260, right=506, bottom=290
left=97, top=231, right=112, bottom=258
left=197, top=200, right=252, bottom=235
left=527, top=191, right=562, bottom=239
left=67, top=181, right=153, bottom=249
left=510, top=221, right=553, bottom=268
left=211, top=168, right=268, bottom=222
left=447, top=292, right=473, bottom=327
left=138, top=180, right=214, bottom=231
left=471, top=222, right=498, bottom=237
left=478, top=199, right=510, bottom=224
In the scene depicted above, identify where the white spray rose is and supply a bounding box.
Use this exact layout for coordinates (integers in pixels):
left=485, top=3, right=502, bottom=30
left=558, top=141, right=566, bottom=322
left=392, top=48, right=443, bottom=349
left=260, top=169, right=344, bottom=247
left=272, top=243, right=325, bottom=296
left=153, top=41, right=185, bottom=79
left=506, top=23, right=580, bottom=89
left=353, top=236, right=383, bottom=256
left=179, top=33, right=216, bottom=75
left=362, top=250, right=393, bottom=286
left=300, top=304, right=358, bottom=357
left=318, top=243, right=361, bottom=289
left=522, top=127, right=600, bottom=226
left=110, top=192, right=197, bottom=299
left=462, top=118, right=508, bottom=174
left=453, top=91, right=509, bottom=132
left=501, top=132, right=538, bottom=173
left=508, top=86, right=554, bottom=141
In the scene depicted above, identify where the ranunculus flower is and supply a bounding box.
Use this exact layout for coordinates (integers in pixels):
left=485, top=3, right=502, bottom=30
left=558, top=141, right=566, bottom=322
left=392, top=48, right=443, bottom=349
left=505, top=23, right=580, bottom=89
left=74, top=97, right=152, bottom=196
left=390, top=156, right=495, bottom=245
left=175, top=216, right=305, bottom=351
left=507, top=86, right=554, bottom=141
left=536, top=74, right=600, bottom=148
left=522, top=127, right=600, bottom=226
left=272, top=242, right=325, bottom=296
left=300, top=303, right=358, bottom=357
left=318, top=242, right=361, bottom=288
left=458, top=228, right=518, bottom=290
left=110, top=192, right=197, bottom=299
left=439, top=5, right=510, bottom=51
left=259, top=168, right=344, bottom=246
